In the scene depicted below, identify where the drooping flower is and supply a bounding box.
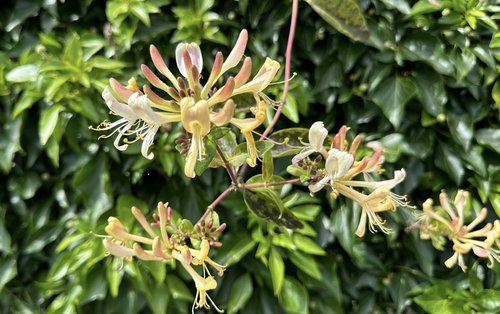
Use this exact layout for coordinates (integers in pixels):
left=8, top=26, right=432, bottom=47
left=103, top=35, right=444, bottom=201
left=95, top=87, right=181, bottom=159
left=103, top=202, right=226, bottom=313
left=296, top=124, right=411, bottom=236
left=96, top=29, right=280, bottom=177
left=417, top=190, right=500, bottom=271
left=292, top=121, right=329, bottom=165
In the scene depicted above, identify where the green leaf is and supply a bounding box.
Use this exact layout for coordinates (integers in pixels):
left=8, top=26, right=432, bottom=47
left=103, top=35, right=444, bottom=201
left=131, top=4, right=152, bottom=26
left=167, top=275, right=193, bottom=301
left=305, top=0, right=370, bottom=42
left=39, top=105, right=65, bottom=146
left=0, top=117, right=23, bottom=174
left=8, top=171, right=42, bottom=199
left=413, top=68, right=447, bottom=116
left=476, top=129, right=500, bottom=155
left=146, top=283, right=169, bottom=314
left=269, top=127, right=309, bottom=158
left=293, top=233, right=326, bottom=255
left=72, top=154, right=113, bottom=223
left=262, top=150, right=274, bottom=182
left=6, top=64, right=39, bottom=83
left=194, top=136, right=216, bottom=176
left=64, top=34, right=83, bottom=65
left=269, top=247, right=285, bottom=295
left=12, top=92, right=41, bottom=119
left=244, top=188, right=304, bottom=229
left=279, top=277, right=308, bottom=314
left=381, top=0, right=411, bottom=14
left=288, top=250, right=322, bottom=280
left=0, top=207, right=12, bottom=254
left=282, top=94, right=299, bottom=123
left=493, top=80, right=500, bottom=111
left=371, top=75, right=416, bottom=128
left=435, top=144, right=464, bottom=185
left=116, top=195, right=149, bottom=227
left=447, top=113, right=473, bottom=150
left=227, top=274, right=253, bottom=314
left=218, top=234, right=257, bottom=266
left=490, top=32, right=500, bottom=49
left=452, top=48, right=476, bottom=81
left=0, top=257, right=17, bottom=293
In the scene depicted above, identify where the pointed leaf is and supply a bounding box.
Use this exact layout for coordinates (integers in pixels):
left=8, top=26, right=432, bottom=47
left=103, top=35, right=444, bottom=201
left=227, top=274, right=253, bottom=314
left=305, top=0, right=370, bottom=42
left=371, top=75, right=416, bottom=128
left=269, top=247, right=285, bottom=295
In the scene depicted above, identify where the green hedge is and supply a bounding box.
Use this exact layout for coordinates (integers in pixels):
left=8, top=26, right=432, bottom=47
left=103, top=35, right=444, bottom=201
left=1, top=0, right=499, bottom=313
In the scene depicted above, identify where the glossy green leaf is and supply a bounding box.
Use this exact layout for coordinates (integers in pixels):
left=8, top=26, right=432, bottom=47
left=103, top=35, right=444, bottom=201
left=288, top=250, right=322, bottom=280
left=279, top=277, right=308, bottom=314
left=218, top=234, right=257, bottom=266
left=0, top=117, right=23, bottom=173
left=493, top=80, right=500, bottom=111
left=476, top=129, right=500, bottom=154
left=371, top=75, right=416, bottom=128
left=447, top=113, right=473, bottom=150
left=0, top=257, right=17, bottom=293
left=435, top=144, right=464, bottom=185
left=0, top=208, right=11, bottom=254
left=262, top=150, right=274, bottom=182
left=305, top=0, right=370, bottom=42
left=64, top=34, right=83, bottom=65
left=293, top=233, right=326, bottom=255
left=227, top=274, right=253, bottom=314
left=413, top=68, right=447, bottom=116
left=269, top=247, right=285, bottom=295
left=269, top=127, right=309, bottom=158
left=244, top=188, right=304, bottom=229
left=167, top=275, right=193, bottom=301
left=282, top=94, right=299, bottom=123
left=39, top=105, right=65, bottom=146
left=6, top=64, right=38, bottom=83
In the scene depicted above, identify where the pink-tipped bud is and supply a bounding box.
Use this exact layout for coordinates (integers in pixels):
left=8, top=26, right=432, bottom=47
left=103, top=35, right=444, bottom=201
left=214, top=223, right=226, bottom=233
left=141, top=64, right=170, bottom=92
left=221, top=29, right=248, bottom=74
left=211, top=241, right=222, bottom=247
left=143, top=85, right=180, bottom=110
left=207, top=219, right=213, bottom=229
left=234, top=57, right=252, bottom=88
left=177, top=77, right=186, bottom=91
left=208, top=76, right=235, bottom=106
left=149, top=45, right=179, bottom=89
left=109, top=78, right=134, bottom=102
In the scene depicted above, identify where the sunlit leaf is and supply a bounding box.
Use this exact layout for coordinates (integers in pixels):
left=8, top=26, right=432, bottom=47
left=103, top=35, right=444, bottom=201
left=305, top=0, right=370, bottom=42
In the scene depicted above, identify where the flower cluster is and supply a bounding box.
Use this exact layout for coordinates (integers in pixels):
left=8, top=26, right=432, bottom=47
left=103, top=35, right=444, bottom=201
left=417, top=190, right=500, bottom=272
left=103, top=202, right=226, bottom=313
left=292, top=122, right=411, bottom=237
left=94, top=30, right=280, bottom=177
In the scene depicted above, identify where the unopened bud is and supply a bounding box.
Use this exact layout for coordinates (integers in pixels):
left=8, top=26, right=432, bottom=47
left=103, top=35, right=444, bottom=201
left=214, top=223, right=226, bottom=233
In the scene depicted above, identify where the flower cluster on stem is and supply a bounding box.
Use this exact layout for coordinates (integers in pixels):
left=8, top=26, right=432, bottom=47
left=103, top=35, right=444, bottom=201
left=103, top=202, right=226, bottom=313
left=417, top=190, right=500, bottom=272
left=291, top=122, right=411, bottom=237
left=93, top=29, right=280, bottom=177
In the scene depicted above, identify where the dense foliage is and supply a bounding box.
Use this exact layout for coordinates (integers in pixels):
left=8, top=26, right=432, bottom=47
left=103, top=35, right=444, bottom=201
left=1, top=0, right=499, bottom=313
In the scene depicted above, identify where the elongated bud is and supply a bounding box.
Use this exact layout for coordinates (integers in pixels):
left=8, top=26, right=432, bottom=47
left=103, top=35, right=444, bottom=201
left=141, top=64, right=171, bottom=92
left=210, top=99, right=235, bottom=126
left=221, top=29, right=248, bottom=74
left=109, top=78, right=134, bottom=102
left=200, top=51, right=224, bottom=98
left=234, top=57, right=252, bottom=88
left=149, top=44, right=180, bottom=89
left=133, top=243, right=163, bottom=261
left=176, top=43, right=203, bottom=78
left=131, top=206, right=157, bottom=238
left=208, top=77, right=235, bottom=106
left=103, top=239, right=135, bottom=258
left=214, top=223, right=226, bottom=233
left=143, top=85, right=180, bottom=111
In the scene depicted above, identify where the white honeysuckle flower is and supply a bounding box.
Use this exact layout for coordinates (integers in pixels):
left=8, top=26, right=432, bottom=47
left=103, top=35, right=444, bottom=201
left=97, top=88, right=181, bottom=160
left=292, top=121, right=329, bottom=165
left=308, top=149, right=354, bottom=193
left=176, top=42, right=203, bottom=77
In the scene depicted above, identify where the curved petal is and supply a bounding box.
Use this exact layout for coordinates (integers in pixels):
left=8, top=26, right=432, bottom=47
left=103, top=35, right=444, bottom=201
left=309, top=121, right=328, bottom=151
left=176, top=43, right=203, bottom=78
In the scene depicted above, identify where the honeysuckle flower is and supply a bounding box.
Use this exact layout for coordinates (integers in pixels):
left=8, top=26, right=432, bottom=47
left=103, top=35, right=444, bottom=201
left=94, top=86, right=182, bottom=159
left=103, top=202, right=226, bottom=313
left=417, top=191, right=500, bottom=271
left=300, top=124, right=411, bottom=236
left=292, top=121, right=329, bottom=165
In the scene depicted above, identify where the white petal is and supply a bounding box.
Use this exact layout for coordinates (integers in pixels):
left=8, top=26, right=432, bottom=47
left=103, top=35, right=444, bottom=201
left=308, top=176, right=330, bottom=193
left=325, top=149, right=354, bottom=179
left=309, top=122, right=328, bottom=151
left=291, top=149, right=314, bottom=165
left=175, top=43, right=203, bottom=78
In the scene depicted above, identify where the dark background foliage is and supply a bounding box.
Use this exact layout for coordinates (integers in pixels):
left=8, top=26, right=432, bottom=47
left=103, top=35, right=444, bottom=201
left=1, top=0, right=499, bottom=313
